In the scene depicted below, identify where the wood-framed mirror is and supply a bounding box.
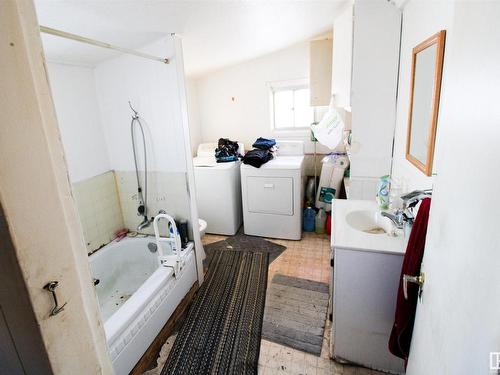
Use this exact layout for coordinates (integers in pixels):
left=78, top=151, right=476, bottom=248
left=406, top=30, right=446, bottom=176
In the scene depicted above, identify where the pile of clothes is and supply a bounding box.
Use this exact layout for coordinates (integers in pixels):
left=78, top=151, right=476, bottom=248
left=215, top=138, right=241, bottom=163
left=242, top=137, right=277, bottom=168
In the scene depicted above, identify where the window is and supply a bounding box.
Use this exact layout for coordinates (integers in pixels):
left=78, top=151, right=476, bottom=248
left=270, top=84, right=314, bottom=130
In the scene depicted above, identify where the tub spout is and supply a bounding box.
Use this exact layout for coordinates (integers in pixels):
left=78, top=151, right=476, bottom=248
left=137, top=217, right=151, bottom=231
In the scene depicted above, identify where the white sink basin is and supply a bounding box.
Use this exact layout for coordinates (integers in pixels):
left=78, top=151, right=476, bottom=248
left=345, top=210, right=396, bottom=235
left=332, top=200, right=405, bottom=255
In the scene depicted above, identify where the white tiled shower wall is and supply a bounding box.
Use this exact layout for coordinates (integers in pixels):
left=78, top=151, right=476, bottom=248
left=114, top=170, right=191, bottom=237
left=73, top=170, right=191, bottom=253
left=73, top=171, right=124, bottom=253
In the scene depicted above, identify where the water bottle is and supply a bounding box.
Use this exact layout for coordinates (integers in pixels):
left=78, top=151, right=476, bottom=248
left=315, top=208, right=327, bottom=234
left=303, top=207, right=316, bottom=232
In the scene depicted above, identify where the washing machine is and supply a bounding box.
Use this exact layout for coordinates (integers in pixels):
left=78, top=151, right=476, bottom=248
left=193, top=143, right=243, bottom=235
left=240, top=140, right=305, bottom=240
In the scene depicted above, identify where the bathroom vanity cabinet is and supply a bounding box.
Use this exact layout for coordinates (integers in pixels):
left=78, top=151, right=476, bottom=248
left=331, top=199, right=405, bottom=374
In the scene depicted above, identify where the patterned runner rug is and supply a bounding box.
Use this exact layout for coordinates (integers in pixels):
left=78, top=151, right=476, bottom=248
left=262, top=274, right=329, bottom=356
left=203, top=230, right=286, bottom=269
left=162, top=250, right=269, bottom=375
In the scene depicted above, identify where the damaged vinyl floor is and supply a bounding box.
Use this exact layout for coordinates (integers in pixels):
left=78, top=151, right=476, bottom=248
left=145, top=232, right=386, bottom=375
left=203, top=232, right=386, bottom=375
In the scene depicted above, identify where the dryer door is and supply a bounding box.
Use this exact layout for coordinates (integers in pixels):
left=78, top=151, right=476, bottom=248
left=246, top=176, right=293, bottom=216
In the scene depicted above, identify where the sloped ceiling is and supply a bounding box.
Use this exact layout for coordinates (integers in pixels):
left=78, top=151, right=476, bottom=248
left=35, top=0, right=347, bottom=76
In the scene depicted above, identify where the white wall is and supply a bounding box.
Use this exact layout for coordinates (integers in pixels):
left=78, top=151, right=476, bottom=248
left=94, top=37, right=192, bottom=230
left=47, top=63, right=111, bottom=182
left=190, top=42, right=331, bottom=155
left=95, top=38, right=187, bottom=174
left=47, top=38, right=194, bottom=236
left=48, top=42, right=189, bottom=179
left=391, top=0, right=454, bottom=191
left=405, top=1, right=500, bottom=374
left=185, top=78, right=202, bottom=156
left=47, top=65, right=125, bottom=253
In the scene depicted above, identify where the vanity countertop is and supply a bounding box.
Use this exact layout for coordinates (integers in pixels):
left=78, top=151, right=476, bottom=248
left=332, top=199, right=407, bottom=255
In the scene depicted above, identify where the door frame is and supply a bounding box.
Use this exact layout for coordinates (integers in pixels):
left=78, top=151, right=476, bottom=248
left=0, top=204, right=53, bottom=374
left=0, top=0, right=113, bottom=373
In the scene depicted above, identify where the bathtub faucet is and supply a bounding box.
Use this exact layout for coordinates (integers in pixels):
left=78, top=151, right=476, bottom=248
left=137, top=210, right=166, bottom=232
left=137, top=216, right=151, bottom=231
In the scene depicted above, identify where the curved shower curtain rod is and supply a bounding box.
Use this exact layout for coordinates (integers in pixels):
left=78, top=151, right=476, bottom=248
left=39, top=25, right=170, bottom=64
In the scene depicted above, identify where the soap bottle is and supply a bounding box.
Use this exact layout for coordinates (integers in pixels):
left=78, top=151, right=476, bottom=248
left=315, top=208, right=327, bottom=234
left=376, top=175, right=391, bottom=209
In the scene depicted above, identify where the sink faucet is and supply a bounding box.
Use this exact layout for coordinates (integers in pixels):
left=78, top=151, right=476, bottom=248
left=381, top=189, right=432, bottom=229
left=381, top=209, right=406, bottom=229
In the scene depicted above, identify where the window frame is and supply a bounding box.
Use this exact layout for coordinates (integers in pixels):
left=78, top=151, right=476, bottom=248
left=268, top=79, right=315, bottom=132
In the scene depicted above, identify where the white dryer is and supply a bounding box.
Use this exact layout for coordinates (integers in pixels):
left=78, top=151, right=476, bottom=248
left=240, top=140, right=305, bottom=240
left=193, top=143, right=243, bottom=236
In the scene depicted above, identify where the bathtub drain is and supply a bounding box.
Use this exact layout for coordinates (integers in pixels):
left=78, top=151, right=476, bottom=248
left=148, top=242, right=158, bottom=253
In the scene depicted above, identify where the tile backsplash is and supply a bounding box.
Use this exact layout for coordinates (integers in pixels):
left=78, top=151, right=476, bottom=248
left=73, top=171, right=124, bottom=253
left=72, top=170, right=192, bottom=254
left=114, top=170, right=191, bottom=236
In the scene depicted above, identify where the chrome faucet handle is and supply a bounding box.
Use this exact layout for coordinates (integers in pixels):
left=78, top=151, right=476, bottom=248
left=381, top=205, right=418, bottom=230
left=401, top=190, right=432, bottom=206
left=399, top=191, right=432, bottom=220
left=381, top=210, right=404, bottom=229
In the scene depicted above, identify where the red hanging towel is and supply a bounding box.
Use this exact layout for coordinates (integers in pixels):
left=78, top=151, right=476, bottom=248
left=388, top=198, right=431, bottom=364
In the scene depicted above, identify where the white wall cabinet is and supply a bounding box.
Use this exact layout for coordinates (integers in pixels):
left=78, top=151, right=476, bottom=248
left=333, top=0, right=402, bottom=200
left=331, top=4, right=354, bottom=110
left=309, top=38, right=333, bottom=106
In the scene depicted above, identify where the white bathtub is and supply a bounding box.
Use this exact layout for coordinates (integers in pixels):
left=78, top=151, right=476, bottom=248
left=89, top=237, right=197, bottom=375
